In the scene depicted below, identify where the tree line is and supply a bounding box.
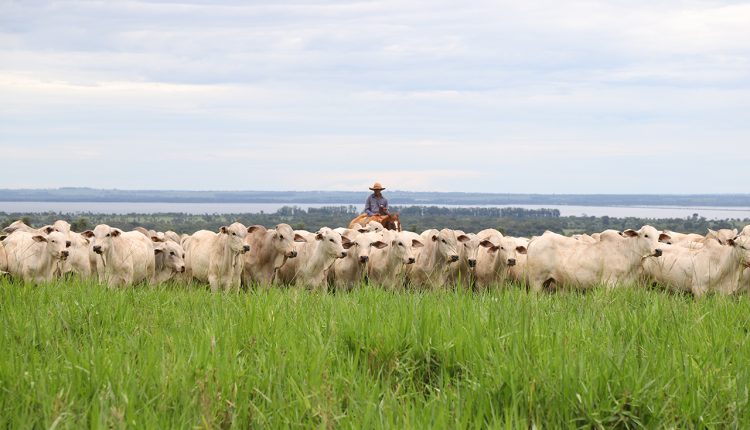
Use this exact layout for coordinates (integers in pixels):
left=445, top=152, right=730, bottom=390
left=1, top=206, right=745, bottom=238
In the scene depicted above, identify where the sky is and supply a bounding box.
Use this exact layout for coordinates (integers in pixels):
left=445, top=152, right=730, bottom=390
left=1, top=0, right=749, bottom=193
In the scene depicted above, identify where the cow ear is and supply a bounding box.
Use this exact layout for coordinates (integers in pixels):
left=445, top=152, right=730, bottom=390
left=732, top=229, right=739, bottom=235
left=487, top=245, right=500, bottom=253
left=341, top=235, right=351, bottom=244
left=342, top=241, right=355, bottom=249
left=154, top=248, right=164, bottom=254
left=219, top=226, right=228, bottom=234
left=293, top=233, right=307, bottom=243
left=65, top=241, right=71, bottom=248
left=516, top=245, right=527, bottom=255
left=151, top=236, right=164, bottom=242
left=248, top=225, right=266, bottom=234
left=457, top=234, right=470, bottom=243
left=728, top=238, right=737, bottom=247
left=658, top=233, right=671, bottom=243
left=622, top=229, right=638, bottom=238
left=358, top=228, right=368, bottom=233
left=315, top=233, right=323, bottom=240
left=372, top=241, right=388, bottom=249
left=411, top=239, right=424, bottom=248
left=480, top=240, right=494, bottom=248
left=32, top=235, right=47, bottom=243
left=82, top=230, right=94, bottom=238
left=431, top=235, right=438, bottom=242
left=43, top=226, right=54, bottom=234
left=111, top=229, right=122, bottom=237
left=0, top=234, right=7, bottom=241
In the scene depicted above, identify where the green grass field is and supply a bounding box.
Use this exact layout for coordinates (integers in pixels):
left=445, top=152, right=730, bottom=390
left=1, top=280, right=749, bottom=429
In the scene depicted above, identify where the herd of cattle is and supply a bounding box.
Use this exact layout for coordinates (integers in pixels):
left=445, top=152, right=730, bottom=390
left=1, top=219, right=750, bottom=296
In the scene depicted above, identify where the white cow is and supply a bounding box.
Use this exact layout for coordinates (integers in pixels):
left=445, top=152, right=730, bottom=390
left=526, top=226, right=663, bottom=292
left=706, top=228, right=738, bottom=245
left=409, top=229, right=469, bottom=289
left=474, top=235, right=527, bottom=290
left=83, top=225, right=155, bottom=288
left=277, top=228, right=348, bottom=290
left=330, top=231, right=387, bottom=290
left=48, top=220, right=93, bottom=278
left=153, top=240, right=187, bottom=284
left=3, top=231, right=71, bottom=282
left=0, top=235, right=7, bottom=274
left=243, top=224, right=306, bottom=286
left=644, top=236, right=750, bottom=296
left=184, top=223, right=250, bottom=292
left=368, top=230, right=423, bottom=290
left=451, top=232, right=482, bottom=290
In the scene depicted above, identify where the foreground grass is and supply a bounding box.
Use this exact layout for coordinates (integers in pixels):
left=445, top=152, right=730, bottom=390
left=1, top=280, right=749, bottom=429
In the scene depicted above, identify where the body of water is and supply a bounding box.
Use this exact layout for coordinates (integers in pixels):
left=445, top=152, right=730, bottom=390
left=1, top=201, right=750, bottom=220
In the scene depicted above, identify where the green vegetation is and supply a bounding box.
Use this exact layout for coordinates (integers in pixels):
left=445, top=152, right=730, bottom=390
left=2, top=206, right=745, bottom=238
left=2, top=279, right=749, bottom=428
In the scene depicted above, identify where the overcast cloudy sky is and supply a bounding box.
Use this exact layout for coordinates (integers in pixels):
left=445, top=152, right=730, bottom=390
left=1, top=0, right=749, bottom=193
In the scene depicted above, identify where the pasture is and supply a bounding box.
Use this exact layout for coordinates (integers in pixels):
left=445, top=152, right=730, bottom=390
left=1, top=279, right=749, bottom=428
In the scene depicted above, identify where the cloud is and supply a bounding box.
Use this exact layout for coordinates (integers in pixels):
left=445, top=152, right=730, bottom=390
left=0, top=0, right=748, bottom=193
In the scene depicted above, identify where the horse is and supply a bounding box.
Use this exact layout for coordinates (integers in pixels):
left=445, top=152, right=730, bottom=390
left=348, top=212, right=402, bottom=231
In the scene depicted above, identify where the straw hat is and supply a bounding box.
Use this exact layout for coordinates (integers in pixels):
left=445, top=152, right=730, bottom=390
left=369, top=182, right=385, bottom=191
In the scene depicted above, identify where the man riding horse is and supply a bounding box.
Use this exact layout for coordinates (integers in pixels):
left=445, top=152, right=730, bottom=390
left=349, top=182, right=402, bottom=231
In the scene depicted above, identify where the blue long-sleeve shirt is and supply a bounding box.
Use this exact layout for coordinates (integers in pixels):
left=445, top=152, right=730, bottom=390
left=364, top=194, right=388, bottom=216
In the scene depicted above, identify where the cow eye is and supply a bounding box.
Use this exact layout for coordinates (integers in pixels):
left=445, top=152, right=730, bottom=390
left=501, top=247, right=505, bottom=250
left=441, top=239, right=446, bottom=244
left=329, top=238, right=334, bottom=242
left=182, top=253, right=186, bottom=258
left=170, top=251, right=175, bottom=256
left=279, top=236, right=284, bottom=240
left=232, top=232, right=236, bottom=236
left=645, top=234, right=649, bottom=238
left=106, top=233, right=110, bottom=237
left=399, top=242, right=404, bottom=247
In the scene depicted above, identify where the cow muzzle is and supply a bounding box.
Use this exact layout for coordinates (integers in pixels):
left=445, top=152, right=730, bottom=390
left=60, top=250, right=69, bottom=260
left=450, top=255, right=459, bottom=262
left=242, top=245, right=251, bottom=253
left=339, top=251, right=347, bottom=258
left=507, top=258, right=516, bottom=267
left=286, top=250, right=298, bottom=258
left=653, top=249, right=663, bottom=257
left=93, top=245, right=102, bottom=254
left=359, top=255, right=369, bottom=263
left=407, top=257, right=415, bottom=264
left=179, top=266, right=186, bottom=273
left=468, top=259, right=476, bottom=268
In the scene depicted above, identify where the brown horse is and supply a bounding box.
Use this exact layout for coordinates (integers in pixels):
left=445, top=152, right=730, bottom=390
left=348, top=213, right=402, bottom=231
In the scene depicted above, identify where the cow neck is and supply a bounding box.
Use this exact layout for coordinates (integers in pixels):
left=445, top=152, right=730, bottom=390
left=304, top=239, right=337, bottom=277
left=217, top=233, right=239, bottom=271
left=35, top=242, right=59, bottom=280
left=707, top=243, right=746, bottom=289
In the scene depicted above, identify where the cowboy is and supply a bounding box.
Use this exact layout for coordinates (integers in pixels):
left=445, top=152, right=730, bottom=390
left=364, top=182, right=389, bottom=216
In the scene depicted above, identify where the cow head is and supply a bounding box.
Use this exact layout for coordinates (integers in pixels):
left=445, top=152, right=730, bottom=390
left=728, top=235, right=750, bottom=268
left=430, top=229, right=461, bottom=263
left=154, top=240, right=186, bottom=273
left=52, top=220, right=72, bottom=235
left=83, top=224, right=122, bottom=255
left=481, top=236, right=527, bottom=268
left=219, top=222, right=250, bottom=254
left=389, top=232, right=422, bottom=264
left=346, top=232, right=388, bottom=264
left=33, top=231, right=71, bottom=260
left=621, top=225, right=663, bottom=258
left=272, top=223, right=305, bottom=259
left=315, top=227, right=348, bottom=259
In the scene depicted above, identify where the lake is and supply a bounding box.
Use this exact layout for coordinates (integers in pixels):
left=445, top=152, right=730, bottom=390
left=1, top=201, right=750, bottom=220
